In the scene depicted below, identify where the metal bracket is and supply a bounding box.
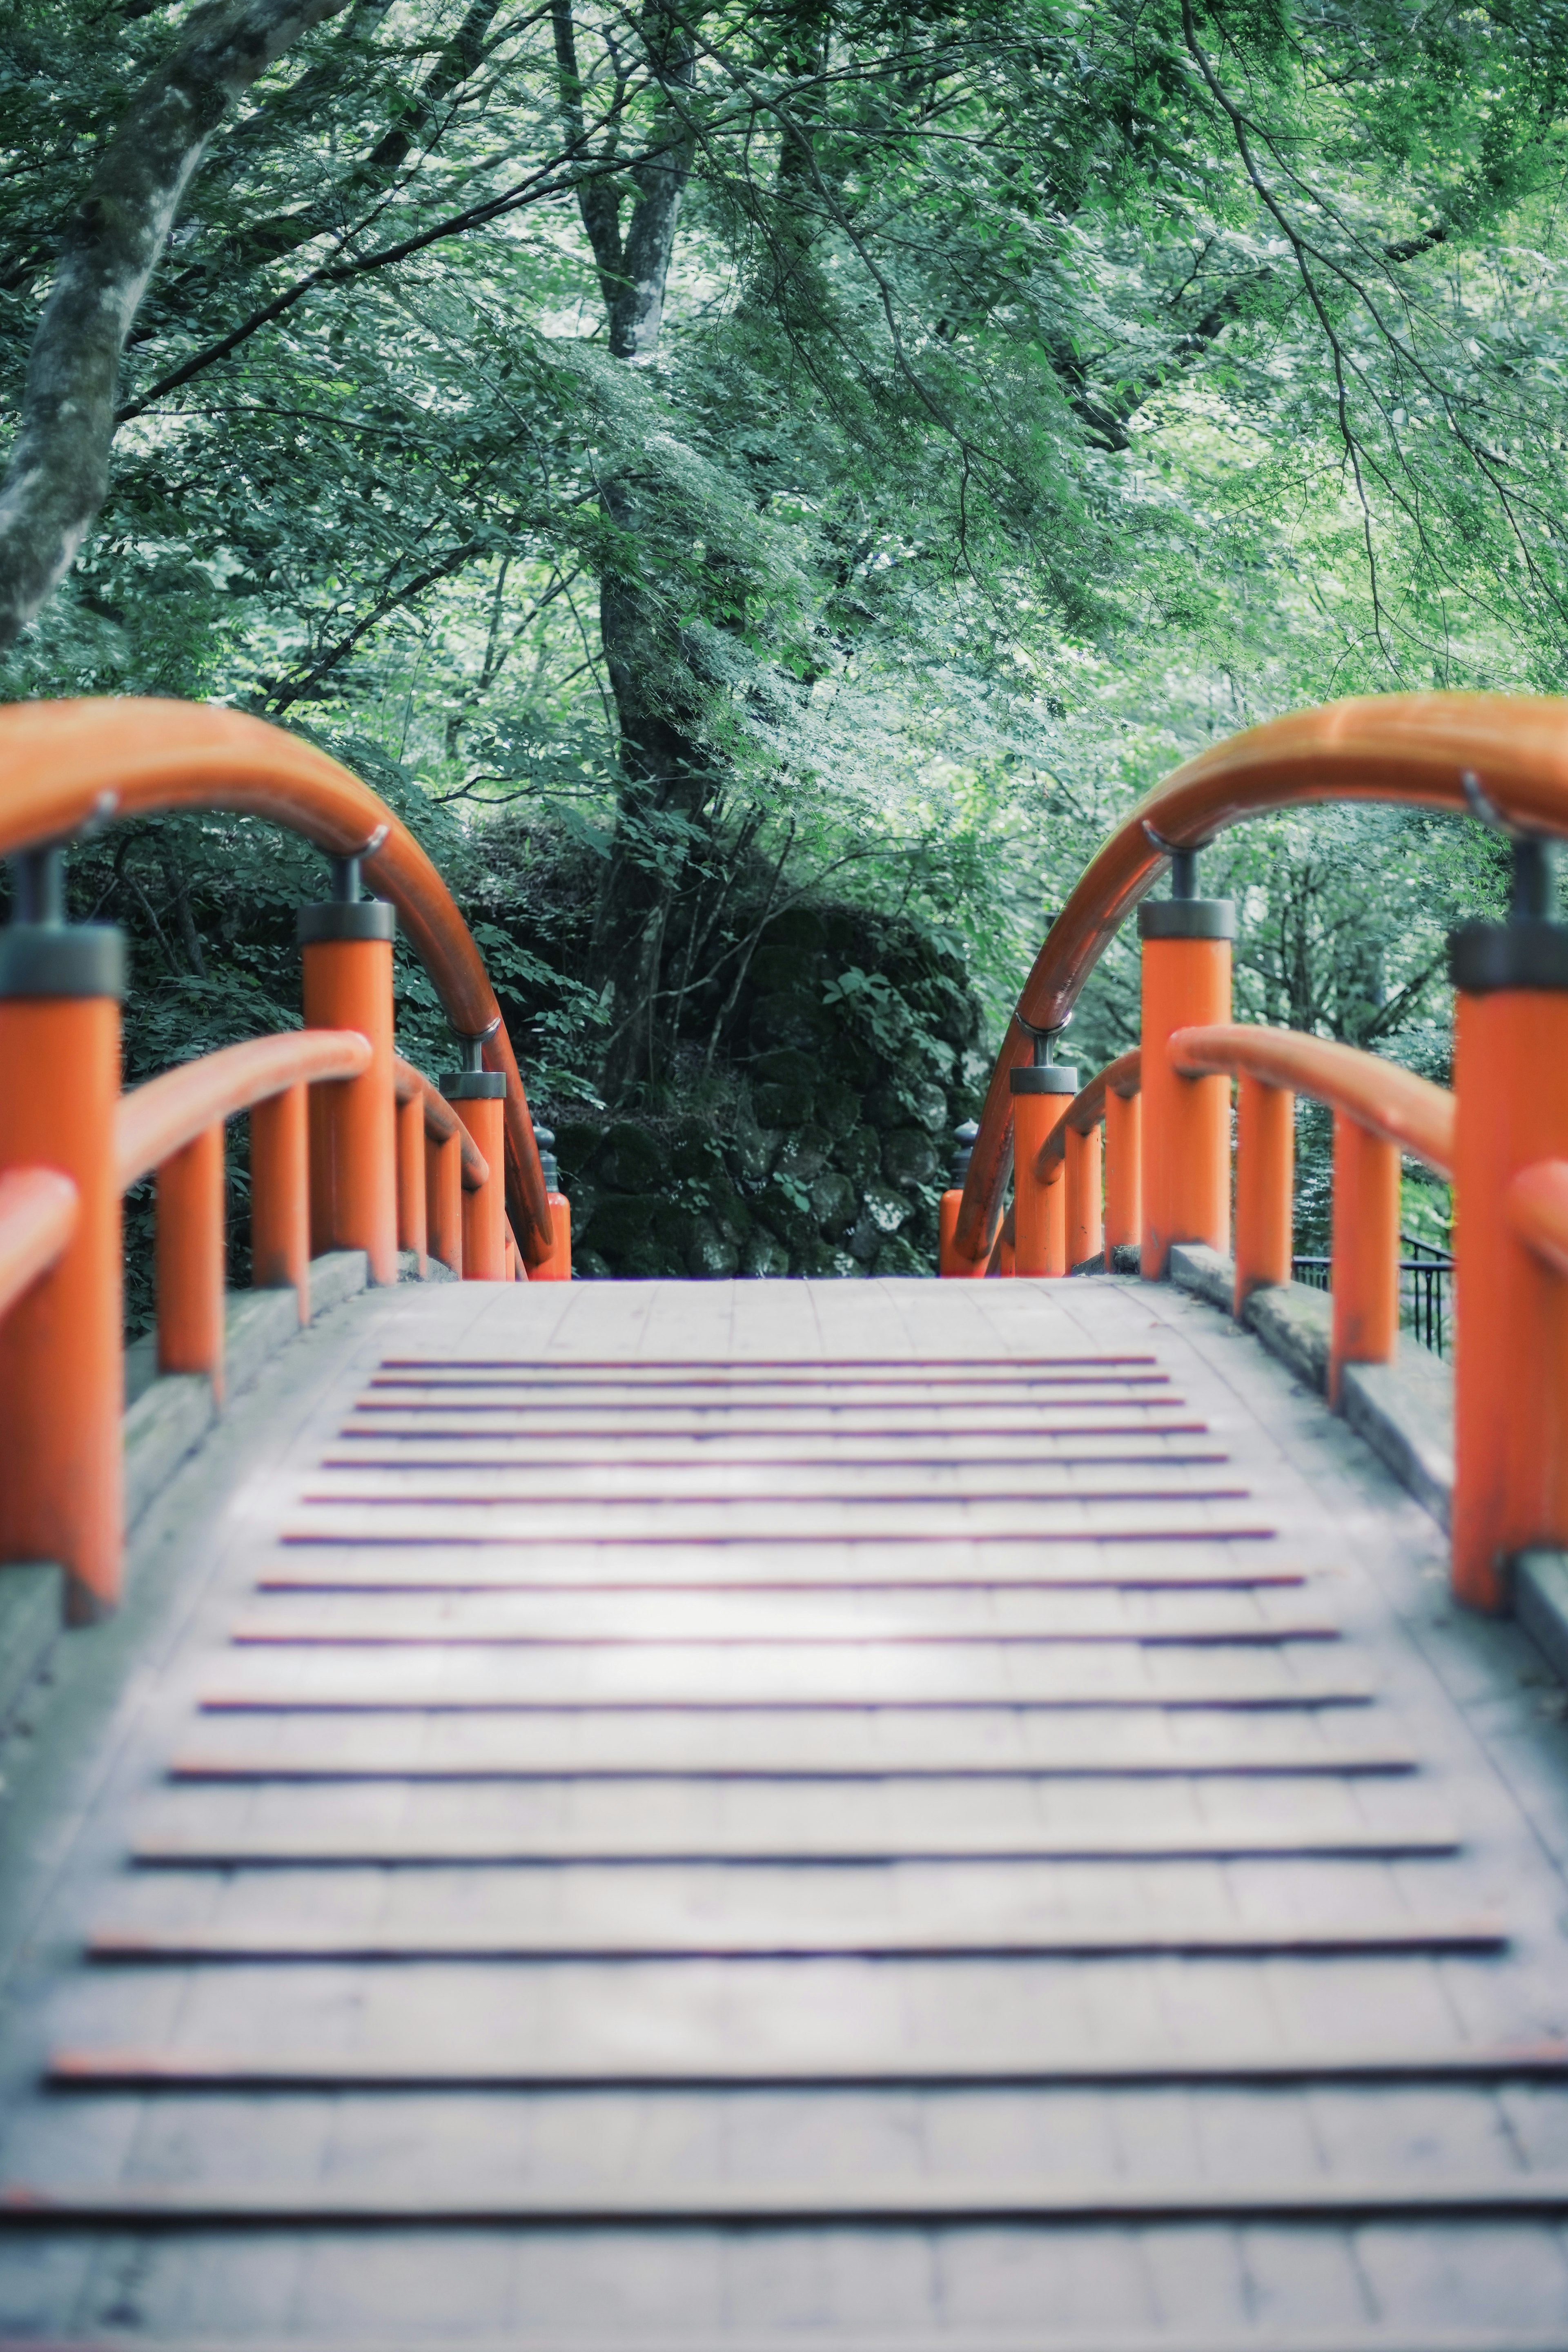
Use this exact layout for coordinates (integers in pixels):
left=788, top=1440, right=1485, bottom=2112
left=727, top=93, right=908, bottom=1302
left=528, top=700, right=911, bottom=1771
left=1461, top=769, right=1509, bottom=833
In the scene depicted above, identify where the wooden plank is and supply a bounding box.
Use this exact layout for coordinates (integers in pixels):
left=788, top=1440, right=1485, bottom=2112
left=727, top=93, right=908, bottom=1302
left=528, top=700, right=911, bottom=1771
left=278, top=1510, right=1281, bottom=1547
left=87, top=1917, right=1506, bottom=1960
left=256, top=1548, right=1303, bottom=1588
left=317, top=1451, right=1237, bottom=1482
left=167, top=1739, right=1423, bottom=1780
left=224, top=1614, right=1341, bottom=1649
left=127, top=1821, right=1458, bottom=1864
left=48, top=2040, right=1568, bottom=2089
left=333, top=1425, right=1217, bottom=1452
left=4, top=2172, right=1564, bottom=2225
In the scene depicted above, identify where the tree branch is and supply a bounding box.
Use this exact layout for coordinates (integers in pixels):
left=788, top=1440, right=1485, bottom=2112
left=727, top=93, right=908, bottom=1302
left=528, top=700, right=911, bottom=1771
left=0, top=0, right=354, bottom=652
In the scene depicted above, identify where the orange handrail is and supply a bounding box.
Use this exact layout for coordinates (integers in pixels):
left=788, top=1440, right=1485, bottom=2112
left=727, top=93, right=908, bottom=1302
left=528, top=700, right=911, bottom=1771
left=392, top=1057, right=488, bottom=1191
left=116, top=1031, right=372, bottom=1193
left=0, top=699, right=552, bottom=1265
left=0, top=1168, right=78, bottom=1323
left=1169, top=1025, right=1454, bottom=1177
left=955, top=692, right=1568, bottom=1264
left=1037, top=1049, right=1141, bottom=1179
left=1510, top=1162, right=1568, bottom=1281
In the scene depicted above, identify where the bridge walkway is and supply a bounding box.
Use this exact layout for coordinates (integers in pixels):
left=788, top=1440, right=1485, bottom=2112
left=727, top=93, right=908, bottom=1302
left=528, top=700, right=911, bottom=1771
left=2, top=1273, right=1568, bottom=2345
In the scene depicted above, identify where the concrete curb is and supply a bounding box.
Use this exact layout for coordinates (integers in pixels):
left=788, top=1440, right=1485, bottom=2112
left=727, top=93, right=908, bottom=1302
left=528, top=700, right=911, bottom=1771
left=1168, top=1244, right=1453, bottom=1528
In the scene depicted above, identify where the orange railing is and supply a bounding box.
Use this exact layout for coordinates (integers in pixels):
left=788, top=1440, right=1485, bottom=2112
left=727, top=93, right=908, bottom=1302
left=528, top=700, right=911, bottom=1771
left=942, top=689, right=1568, bottom=1615
left=0, top=700, right=572, bottom=1623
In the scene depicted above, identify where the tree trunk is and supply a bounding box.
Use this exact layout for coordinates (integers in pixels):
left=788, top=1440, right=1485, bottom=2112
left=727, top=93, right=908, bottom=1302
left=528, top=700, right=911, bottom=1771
left=555, top=0, right=702, bottom=1100
left=0, top=0, right=353, bottom=652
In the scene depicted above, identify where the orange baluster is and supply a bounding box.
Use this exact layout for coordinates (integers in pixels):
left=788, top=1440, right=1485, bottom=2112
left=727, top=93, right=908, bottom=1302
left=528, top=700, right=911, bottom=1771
left=1103, top=1084, right=1141, bottom=1267
left=528, top=1129, right=570, bottom=1281
left=0, top=863, right=125, bottom=1619
left=1065, top=1121, right=1102, bottom=1271
left=396, top=1087, right=427, bottom=1276
left=251, top=1081, right=310, bottom=1322
left=1011, top=1060, right=1076, bottom=1278
left=300, top=873, right=397, bottom=1285
left=1329, top=1114, right=1400, bottom=1402
left=1234, top=1072, right=1294, bottom=1316
left=1139, top=878, right=1234, bottom=1278
left=1450, top=848, right=1568, bottom=1608
left=426, top=1127, right=463, bottom=1276
left=939, top=1123, right=987, bottom=1277
left=445, top=1064, right=506, bottom=1281
left=156, top=1122, right=227, bottom=1397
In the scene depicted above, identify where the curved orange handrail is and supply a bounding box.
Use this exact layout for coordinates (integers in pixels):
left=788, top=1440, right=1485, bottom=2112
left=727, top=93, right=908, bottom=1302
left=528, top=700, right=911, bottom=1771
left=955, top=691, right=1568, bottom=1262
left=1036, top=1049, right=1142, bottom=1180
left=1170, top=1023, right=1454, bottom=1176
left=392, top=1056, right=489, bottom=1191
left=1509, top=1161, right=1568, bottom=1280
left=116, top=1031, right=372, bottom=1193
left=0, top=1168, right=78, bottom=1322
left=0, top=699, right=552, bottom=1263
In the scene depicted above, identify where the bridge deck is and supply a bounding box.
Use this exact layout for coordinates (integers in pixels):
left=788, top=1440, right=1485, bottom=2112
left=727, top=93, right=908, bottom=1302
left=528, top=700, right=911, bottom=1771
left=3, top=1274, right=1568, bottom=2346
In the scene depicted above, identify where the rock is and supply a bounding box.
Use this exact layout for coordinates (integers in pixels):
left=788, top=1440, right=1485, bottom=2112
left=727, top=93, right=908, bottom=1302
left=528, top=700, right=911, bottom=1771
left=833, top=1126, right=882, bottom=1186
left=773, top=1125, right=832, bottom=1186
left=862, top=1181, right=912, bottom=1234
left=762, top=906, right=829, bottom=953
left=792, top=1238, right=840, bottom=1276
left=741, top=1230, right=790, bottom=1277
left=815, top=1078, right=862, bottom=1137
left=874, top=1232, right=930, bottom=1276
left=750, top=993, right=835, bottom=1055
left=847, top=1216, right=880, bottom=1263
left=809, top=1169, right=858, bottom=1234
left=669, top=1119, right=726, bottom=1180
left=757, top=1175, right=818, bottom=1250
left=553, top=1119, right=603, bottom=1180
left=882, top=1127, right=939, bottom=1187
left=598, top=1121, right=668, bottom=1192
left=864, top=1077, right=949, bottom=1134
left=581, top=1192, right=659, bottom=1262
left=729, top=1121, right=778, bottom=1187
left=683, top=1216, right=740, bottom=1278
left=573, top=1247, right=613, bottom=1280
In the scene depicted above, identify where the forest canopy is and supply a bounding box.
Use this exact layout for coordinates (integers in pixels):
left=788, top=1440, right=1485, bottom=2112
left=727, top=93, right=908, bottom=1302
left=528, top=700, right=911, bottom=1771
left=2, top=0, right=1564, bottom=1274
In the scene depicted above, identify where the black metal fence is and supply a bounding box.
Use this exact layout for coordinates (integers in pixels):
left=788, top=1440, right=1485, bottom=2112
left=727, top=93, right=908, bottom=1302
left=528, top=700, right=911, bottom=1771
left=1290, top=1232, right=1454, bottom=1357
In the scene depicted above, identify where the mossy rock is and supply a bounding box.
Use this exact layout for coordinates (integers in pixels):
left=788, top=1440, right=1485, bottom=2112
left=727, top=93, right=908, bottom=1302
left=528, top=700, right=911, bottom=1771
left=810, top=1169, right=858, bottom=1234
left=761, top=906, right=829, bottom=953
left=741, top=1229, right=790, bottom=1277
left=669, top=1118, right=726, bottom=1180
left=773, top=1125, right=831, bottom=1185
left=728, top=1121, right=778, bottom=1188
left=679, top=1215, right=740, bottom=1278
left=881, top=1127, right=939, bottom=1188
left=791, top=1238, right=841, bottom=1276
left=865, top=1077, right=949, bottom=1135
left=815, top=1078, right=861, bottom=1137
left=750, top=992, right=835, bottom=1055
left=597, top=1120, right=668, bottom=1193
left=580, top=1191, right=659, bottom=1262
left=552, top=1119, right=603, bottom=1181
left=832, top=1126, right=882, bottom=1186
left=573, top=1246, right=613, bottom=1280
left=862, top=1180, right=913, bottom=1234
left=756, top=1177, right=817, bottom=1251
left=747, top=945, right=823, bottom=995
left=874, top=1232, right=931, bottom=1276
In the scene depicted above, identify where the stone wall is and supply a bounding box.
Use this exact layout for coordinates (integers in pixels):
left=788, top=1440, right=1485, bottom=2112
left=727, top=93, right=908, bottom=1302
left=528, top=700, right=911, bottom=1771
left=555, top=901, right=989, bottom=1279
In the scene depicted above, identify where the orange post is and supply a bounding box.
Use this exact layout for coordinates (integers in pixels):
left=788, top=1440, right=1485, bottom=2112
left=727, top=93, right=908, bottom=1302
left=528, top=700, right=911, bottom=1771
left=300, top=891, right=397, bottom=1285
left=396, top=1088, right=427, bottom=1276
left=0, top=879, right=125, bottom=1620
left=426, top=1128, right=463, bottom=1275
left=527, top=1129, right=570, bottom=1281
left=1065, top=1122, right=1102, bottom=1271
left=1138, top=895, right=1235, bottom=1277
left=445, top=1069, right=506, bottom=1281
left=251, top=1082, right=310, bottom=1322
left=1234, top=1073, right=1294, bottom=1316
left=156, top=1122, right=227, bottom=1397
left=1010, top=1062, right=1076, bottom=1277
left=1104, top=1085, right=1141, bottom=1267
left=1450, top=873, right=1568, bottom=1608
left=1328, top=1114, right=1400, bottom=1403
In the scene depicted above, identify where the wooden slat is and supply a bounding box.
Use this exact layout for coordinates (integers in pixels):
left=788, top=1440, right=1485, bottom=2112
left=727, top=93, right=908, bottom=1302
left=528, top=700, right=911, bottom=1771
left=280, top=1511, right=1281, bottom=1547
left=258, top=1548, right=1301, bottom=1587
left=49, top=2040, right=1568, bottom=2089
left=87, top=1916, right=1506, bottom=1960
left=128, top=1820, right=1458, bottom=1864
left=167, top=1739, right=1423, bottom=1779
left=225, top=1615, right=1341, bottom=1649
left=4, top=2172, right=1563, bottom=2224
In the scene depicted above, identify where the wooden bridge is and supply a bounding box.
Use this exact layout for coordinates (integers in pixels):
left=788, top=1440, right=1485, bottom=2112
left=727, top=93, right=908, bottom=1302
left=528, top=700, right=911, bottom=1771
left=4, top=695, right=1568, bottom=2346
